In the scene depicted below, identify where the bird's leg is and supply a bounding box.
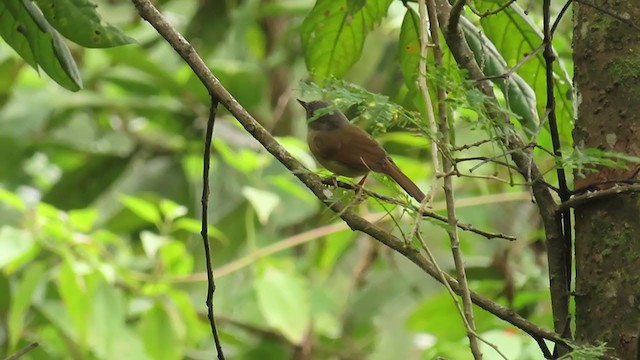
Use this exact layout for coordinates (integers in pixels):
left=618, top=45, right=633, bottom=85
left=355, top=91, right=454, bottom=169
left=321, top=175, right=339, bottom=188
left=353, top=173, right=369, bottom=203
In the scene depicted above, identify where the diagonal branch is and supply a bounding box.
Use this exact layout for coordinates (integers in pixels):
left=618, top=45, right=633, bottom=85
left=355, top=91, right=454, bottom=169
left=131, top=0, right=567, bottom=349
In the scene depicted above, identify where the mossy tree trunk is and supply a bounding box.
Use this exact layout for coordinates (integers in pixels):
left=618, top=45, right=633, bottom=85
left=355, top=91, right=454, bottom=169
left=573, top=1, right=640, bottom=358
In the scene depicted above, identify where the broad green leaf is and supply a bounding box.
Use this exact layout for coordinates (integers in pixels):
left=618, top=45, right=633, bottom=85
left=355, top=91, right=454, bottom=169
left=68, top=208, right=98, bottom=232
left=0, top=3, right=37, bottom=68
left=37, top=301, right=77, bottom=341
left=88, top=282, right=147, bottom=360
left=242, top=186, right=281, bottom=225
left=0, top=0, right=82, bottom=91
left=119, top=195, right=161, bottom=225
left=475, top=1, right=573, bottom=140
left=159, top=199, right=187, bottom=222
left=159, top=241, right=193, bottom=276
left=278, top=136, right=318, bottom=171
left=300, top=0, right=393, bottom=82
left=173, top=218, right=228, bottom=243
left=139, top=303, right=184, bottom=360
left=8, top=263, right=46, bottom=350
left=167, top=290, right=208, bottom=344
left=310, top=284, right=342, bottom=338
left=316, top=229, right=354, bottom=275
left=407, top=291, right=496, bottom=340
left=398, top=7, right=420, bottom=91
left=140, top=231, right=166, bottom=259
left=460, top=17, right=539, bottom=133
left=561, top=147, right=640, bottom=176
left=0, top=188, right=26, bottom=212
left=0, top=226, right=37, bottom=271
left=478, top=329, right=524, bottom=359
left=255, top=266, right=310, bottom=343
left=57, top=260, right=91, bottom=347
left=43, top=155, right=132, bottom=210
left=213, top=138, right=270, bottom=174
left=33, top=0, right=135, bottom=48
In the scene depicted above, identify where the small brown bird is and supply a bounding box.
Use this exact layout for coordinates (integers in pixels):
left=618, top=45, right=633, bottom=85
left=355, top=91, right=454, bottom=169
left=297, top=99, right=425, bottom=202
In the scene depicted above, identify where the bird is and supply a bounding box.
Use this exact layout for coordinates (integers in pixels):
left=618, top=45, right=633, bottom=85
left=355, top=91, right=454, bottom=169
left=297, top=99, right=425, bottom=202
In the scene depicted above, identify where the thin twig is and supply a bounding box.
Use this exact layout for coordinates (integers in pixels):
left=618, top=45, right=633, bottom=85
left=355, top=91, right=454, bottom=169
left=411, top=0, right=440, bottom=206
left=454, top=156, right=521, bottom=173
left=467, top=0, right=517, bottom=17
left=4, top=342, right=39, bottom=360
left=453, top=138, right=494, bottom=151
left=558, top=185, right=640, bottom=212
left=200, top=97, right=225, bottom=358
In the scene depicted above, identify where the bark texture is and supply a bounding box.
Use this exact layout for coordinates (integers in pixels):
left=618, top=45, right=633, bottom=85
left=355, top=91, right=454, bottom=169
left=573, top=1, right=640, bottom=358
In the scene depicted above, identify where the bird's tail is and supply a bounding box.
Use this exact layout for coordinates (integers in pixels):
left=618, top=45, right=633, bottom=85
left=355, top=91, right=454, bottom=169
left=382, top=158, right=425, bottom=202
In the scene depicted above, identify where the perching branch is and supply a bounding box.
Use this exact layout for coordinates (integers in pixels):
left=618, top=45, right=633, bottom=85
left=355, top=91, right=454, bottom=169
left=131, top=0, right=566, bottom=349
left=322, top=178, right=516, bottom=240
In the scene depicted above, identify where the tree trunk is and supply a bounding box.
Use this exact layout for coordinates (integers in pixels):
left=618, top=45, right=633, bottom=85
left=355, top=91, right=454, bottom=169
left=573, top=1, right=640, bottom=358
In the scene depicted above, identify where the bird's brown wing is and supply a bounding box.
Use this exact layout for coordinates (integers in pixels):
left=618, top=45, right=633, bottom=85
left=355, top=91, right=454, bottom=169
left=309, top=124, right=387, bottom=176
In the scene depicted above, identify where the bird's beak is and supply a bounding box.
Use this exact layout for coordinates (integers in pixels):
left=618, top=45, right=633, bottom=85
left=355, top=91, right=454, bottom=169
left=296, top=98, right=307, bottom=108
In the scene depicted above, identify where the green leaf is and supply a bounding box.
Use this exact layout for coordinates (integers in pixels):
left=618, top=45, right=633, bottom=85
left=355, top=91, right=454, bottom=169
left=68, top=208, right=98, bottom=232
left=88, top=282, right=148, bottom=360
left=57, top=260, right=91, bottom=347
left=460, top=16, right=539, bottom=133
left=475, top=1, right=573, bottom=139
left=213, top=138, right=269, bottom=174
left=0, top=3, right=38, bottom=68
left=398, top=7, right=420, bottom=91
left=159, top=198, right=187, bottom=222
left=300, top=0, right=393, bottom=82
left=119, top=195, right=162, bottom=225
left=0, top=226, right=37, bottom=271
left=173, top=218, right=227, bottom=243
left=140, top=231, right=167, bottom=259
left=159, top=241, right=193, bottom=276
left=33, top=0, right=135, bottom=48
left=8, top=263, right=46, bottom=350
left=561, top=147, right=640, bottom=176
left=478, top=329, right=524, bottom=359
left=255, top=266, right=311, bottom=343
left=310, top=284, right=342, bottom=338
left=0, top=188, right=26, bottom=212
left=43, top=155, right=132, bottom=210
left=0, top=0, right=82, bottom=91
left=139, top=302, right=184, bottom=360
left=242, top=186, right=281, bottom=225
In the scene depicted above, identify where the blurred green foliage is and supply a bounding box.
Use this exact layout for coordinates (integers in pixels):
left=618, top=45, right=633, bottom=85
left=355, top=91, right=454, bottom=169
left=0, top=0, right=607, bottom=359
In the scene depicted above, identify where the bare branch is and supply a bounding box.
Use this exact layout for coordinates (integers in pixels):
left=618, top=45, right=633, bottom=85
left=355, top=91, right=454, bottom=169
left=558, top=185, right=640, bottom=212
left=5, top=342, right=39, bottom=360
